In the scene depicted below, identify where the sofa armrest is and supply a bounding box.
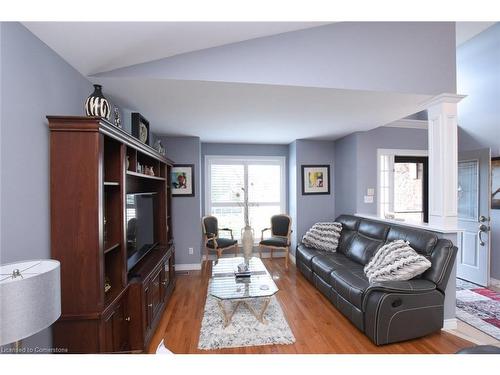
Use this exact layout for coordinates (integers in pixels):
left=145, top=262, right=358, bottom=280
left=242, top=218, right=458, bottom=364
left=363, top=279, right=436, bottom=312
left=365, top=279, right=436, bottom=294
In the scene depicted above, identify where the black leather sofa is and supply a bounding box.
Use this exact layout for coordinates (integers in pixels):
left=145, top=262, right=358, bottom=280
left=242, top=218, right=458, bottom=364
left=296, top=215, right=457, bottom=345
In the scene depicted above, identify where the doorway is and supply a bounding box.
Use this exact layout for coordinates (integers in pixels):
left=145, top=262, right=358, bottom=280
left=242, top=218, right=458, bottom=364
left=377, top=149, right=428, bottom=223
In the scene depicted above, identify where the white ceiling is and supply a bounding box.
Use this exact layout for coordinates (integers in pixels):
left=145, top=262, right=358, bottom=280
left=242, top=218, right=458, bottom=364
left=456, top=22, right=496, bottom=46
left=23, top=22, right=329, bottom=75
left=98, top=77, right=431, bottom=143
left=23, top=21, right=483, bottom=143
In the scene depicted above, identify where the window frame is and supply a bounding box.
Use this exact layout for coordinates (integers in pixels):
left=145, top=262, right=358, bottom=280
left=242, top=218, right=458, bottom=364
left=204, top=155, right=287, bottom=236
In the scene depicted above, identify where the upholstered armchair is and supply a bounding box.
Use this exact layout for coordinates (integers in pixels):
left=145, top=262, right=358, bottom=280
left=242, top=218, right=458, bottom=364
left=201, top=216, right=238, bottom=261
left=259, top=214, right=292, bottom=269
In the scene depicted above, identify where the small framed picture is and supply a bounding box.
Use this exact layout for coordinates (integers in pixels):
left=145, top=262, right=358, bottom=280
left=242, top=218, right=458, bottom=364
left=301, top=165, right=330, bottom=195
left=171, top=164, right=195, bottom=197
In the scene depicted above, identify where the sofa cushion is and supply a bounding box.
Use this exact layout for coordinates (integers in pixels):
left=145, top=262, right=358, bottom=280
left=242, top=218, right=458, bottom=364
left=345, top=233, right=384, bottom=265
left=296, top=244, right=327, bottom=268
left=311, top=253, right=361, bottom=280
left=358, top=220, right=390, bottom=241
left=364, top=240, right=432, bottom=283
left=330, top=267, right=369, bottom=309
left=386, top=225, right=437, bottom=255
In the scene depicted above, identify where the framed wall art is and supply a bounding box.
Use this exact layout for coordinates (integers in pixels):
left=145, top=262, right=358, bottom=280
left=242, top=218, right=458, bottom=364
left=301, top=165, right=330, bottom=195
left=171, top=164, right=195, bottom=197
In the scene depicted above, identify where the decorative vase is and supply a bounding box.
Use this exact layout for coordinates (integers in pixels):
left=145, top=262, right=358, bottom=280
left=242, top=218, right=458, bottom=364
left=85, top=84, right=110, bottom=119
left=242, top=225, right=254, bottom=263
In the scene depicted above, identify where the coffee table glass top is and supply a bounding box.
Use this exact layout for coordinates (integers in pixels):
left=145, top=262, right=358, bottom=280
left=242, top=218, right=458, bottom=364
left=210, top=257, right=278, bottom=300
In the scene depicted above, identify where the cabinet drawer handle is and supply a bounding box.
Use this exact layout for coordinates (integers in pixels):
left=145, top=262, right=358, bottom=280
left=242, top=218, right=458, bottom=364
left=161, top=281, right=167, bottom=285
left=148, top=303, right=153, bottom=307
left=125, top=317, right=131, bottom=322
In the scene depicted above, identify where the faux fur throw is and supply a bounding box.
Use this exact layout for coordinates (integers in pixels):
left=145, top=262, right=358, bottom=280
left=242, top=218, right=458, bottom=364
left=302, top=222, right=342, bottom=252
left=364, top=240, right=431, bottom=283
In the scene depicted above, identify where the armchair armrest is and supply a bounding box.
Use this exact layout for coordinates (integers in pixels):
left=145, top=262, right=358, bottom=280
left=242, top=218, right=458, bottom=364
left=261, top=227, right=271, bottom=241
left=219, top=227, right=234, bottom=240
left=362, top=279, right=436, bottom=311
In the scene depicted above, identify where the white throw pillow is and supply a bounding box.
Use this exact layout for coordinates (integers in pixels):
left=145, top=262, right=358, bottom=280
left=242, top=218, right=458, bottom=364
left=364, top=240, right=431, bottom=283
left=302, top=222, right=342, bottom=252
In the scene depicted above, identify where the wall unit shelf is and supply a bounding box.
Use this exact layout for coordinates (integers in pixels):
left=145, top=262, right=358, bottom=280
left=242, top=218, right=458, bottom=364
left=126, top=170, right=166, bottom=181
left=48, top=116, right=175, bottom=353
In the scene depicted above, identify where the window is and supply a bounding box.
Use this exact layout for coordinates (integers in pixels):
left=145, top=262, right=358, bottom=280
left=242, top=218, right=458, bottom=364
left=205, top=156, right=286, bottom=242
left=378, top=150, right=428, bottom=223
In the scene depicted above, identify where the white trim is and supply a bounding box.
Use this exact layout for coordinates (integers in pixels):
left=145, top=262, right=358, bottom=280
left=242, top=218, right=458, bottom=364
left=203, top=252, right=288, bottom=261
left=175, top=263, right=202, bottom=271
left=419, top=93, right=466, bottom=109
left=355, top=213, right=463, bottom=234
left=490, top=277, right=500, bottom=289
left=289, top=253, right=296, bottom=265
left=442, top=318, right=458, bottom=330
left=383, top=119, right=428, bottom=130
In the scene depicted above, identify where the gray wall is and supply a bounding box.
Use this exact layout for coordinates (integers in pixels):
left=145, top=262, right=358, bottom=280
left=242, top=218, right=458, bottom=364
left=288, top=142, right=298, bottom=251
left=0, top=22, right=92, bottom=350
left=159, top=136, right=202, bottom=266
left=290, top=140, right=336, bottom=253
left=334, top=133, right=358, bottom=216
left=334, top=126, right=428, bottom=216
left=457, top=23, right=500, bottom=279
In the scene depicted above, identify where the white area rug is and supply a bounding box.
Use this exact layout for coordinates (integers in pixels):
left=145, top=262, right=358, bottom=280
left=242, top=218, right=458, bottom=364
left=197, top=284, right=295, bottom=350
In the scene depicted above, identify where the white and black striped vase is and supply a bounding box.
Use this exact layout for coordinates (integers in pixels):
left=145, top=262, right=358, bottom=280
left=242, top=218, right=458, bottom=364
left=85, top=84, right=110, bottom=119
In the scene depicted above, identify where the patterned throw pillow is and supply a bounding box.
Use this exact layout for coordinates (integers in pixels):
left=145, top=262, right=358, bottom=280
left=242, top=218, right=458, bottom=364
left=364, top=240, right=431, bottom=283
left=302, top=222, right=342, bottom=252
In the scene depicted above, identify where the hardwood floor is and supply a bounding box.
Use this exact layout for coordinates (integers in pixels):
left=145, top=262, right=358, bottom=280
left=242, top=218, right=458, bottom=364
left=147, top=258, right=472, bottom=354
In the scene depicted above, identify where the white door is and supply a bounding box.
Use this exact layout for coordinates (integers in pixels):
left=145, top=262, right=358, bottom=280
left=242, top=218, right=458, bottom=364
left=457, top=148, right=491, bottom=286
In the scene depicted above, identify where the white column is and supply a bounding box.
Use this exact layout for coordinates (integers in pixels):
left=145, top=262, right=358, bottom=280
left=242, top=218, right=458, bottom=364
left=424, top=93, right=465, bottom=229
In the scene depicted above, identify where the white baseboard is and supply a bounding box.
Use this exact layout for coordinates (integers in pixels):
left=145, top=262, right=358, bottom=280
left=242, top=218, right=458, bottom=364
left=175, top=263, right=202, bottom=271
left=442, top=318, right=458, bottom=330
left=489, top=277, right=500, bottom=289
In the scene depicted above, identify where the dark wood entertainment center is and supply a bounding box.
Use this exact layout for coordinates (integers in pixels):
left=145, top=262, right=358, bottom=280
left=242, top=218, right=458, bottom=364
left=48, top=116, right=175, bottom=353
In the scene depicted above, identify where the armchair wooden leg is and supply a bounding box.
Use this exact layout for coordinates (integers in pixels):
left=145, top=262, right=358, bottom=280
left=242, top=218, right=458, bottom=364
left=217, top=249, right=222, bottom=260
left=234, top=245, right=238, bottom=257
left=285, top=247, right=289, bottom=270
left=259, top=245, right=263, bottom=258
left=270, top=248, right=273, bottom=259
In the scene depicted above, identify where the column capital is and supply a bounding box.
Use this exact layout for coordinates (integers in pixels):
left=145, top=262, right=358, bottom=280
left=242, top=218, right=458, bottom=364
left=421, top=93, right=466, bottom=109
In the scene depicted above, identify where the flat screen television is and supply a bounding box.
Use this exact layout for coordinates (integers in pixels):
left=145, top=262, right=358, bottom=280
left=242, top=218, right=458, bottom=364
left=126, top=192, right=158, bottom=271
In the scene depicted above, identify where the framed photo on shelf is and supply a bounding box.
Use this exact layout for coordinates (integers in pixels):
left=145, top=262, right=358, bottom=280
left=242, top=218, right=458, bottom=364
left=131, top=112, right=150, bottom=145
left=492, top=157, right=500, bottom=209
left=301, top=165, right=330, bottom=195
left=171, top=164, right=195, bottom=197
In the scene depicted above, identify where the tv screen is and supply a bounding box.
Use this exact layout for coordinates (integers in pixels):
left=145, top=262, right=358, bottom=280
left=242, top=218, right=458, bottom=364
left=126, top=192, right=157, bottom=271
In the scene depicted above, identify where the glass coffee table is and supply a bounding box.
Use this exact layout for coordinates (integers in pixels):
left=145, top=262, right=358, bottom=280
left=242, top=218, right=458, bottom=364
left=210, top=257, right=279, bottom=327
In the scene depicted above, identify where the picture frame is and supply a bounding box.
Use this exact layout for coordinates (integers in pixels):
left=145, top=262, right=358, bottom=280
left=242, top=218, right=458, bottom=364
left=492, top=157, right=500, bottom=209
left=131, top=112, right=150, bottom=145
left=171, top=164, right=195, bottom=197
left=301, top=165, right=330, bottom=195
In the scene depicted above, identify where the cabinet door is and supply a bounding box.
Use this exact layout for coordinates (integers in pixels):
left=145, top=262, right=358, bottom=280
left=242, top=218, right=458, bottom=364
left=161, top=257, right=169, bottom=301
left=150, top=267, right=162, bottom=319
left=143, top=283, right=153, bottom=335
left=102, top=298, right=130, bottom=353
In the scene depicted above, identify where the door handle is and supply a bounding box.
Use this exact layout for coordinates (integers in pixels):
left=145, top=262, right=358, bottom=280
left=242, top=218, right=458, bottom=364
left=479, top=215, right=490, bottom=223
left=478, top=224, right=490, bottom=246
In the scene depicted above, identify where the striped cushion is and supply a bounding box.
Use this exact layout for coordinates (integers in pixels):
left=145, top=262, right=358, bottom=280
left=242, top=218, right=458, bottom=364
left=364, top=240, right=431, bottom=283
left=302, top=222, right=342, bottom=252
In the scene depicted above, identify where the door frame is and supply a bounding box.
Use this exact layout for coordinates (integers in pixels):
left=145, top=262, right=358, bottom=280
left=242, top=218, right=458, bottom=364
left=377, top=149, right=428, bottom=220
